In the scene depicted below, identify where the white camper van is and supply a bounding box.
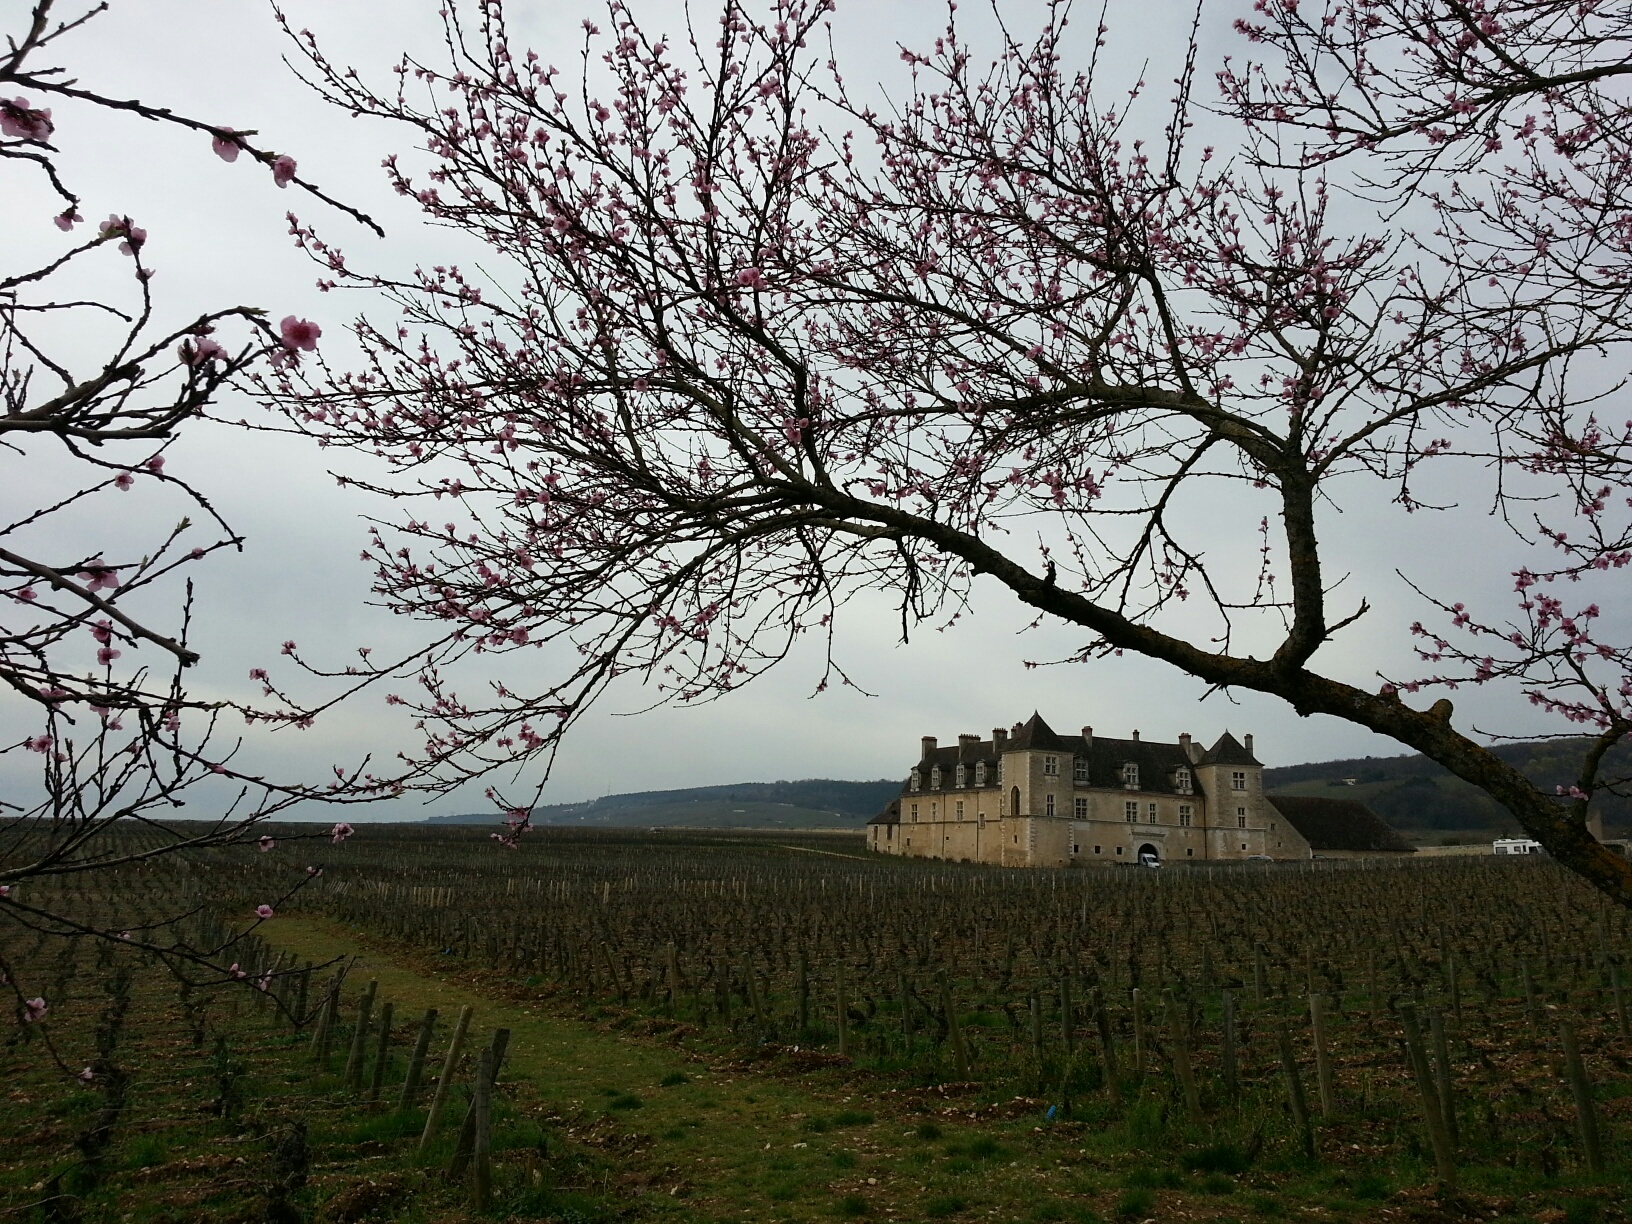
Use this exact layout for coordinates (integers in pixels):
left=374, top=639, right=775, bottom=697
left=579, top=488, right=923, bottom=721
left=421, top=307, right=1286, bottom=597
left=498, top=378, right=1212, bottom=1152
left=1492, top=838, right=1544, bottom=856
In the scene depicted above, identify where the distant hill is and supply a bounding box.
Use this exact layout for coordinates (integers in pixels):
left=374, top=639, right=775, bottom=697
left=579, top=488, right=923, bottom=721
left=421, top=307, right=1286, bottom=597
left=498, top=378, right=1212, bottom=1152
left=426, top=737, right=1630, bottom=836
left=1264, top=737, right=1631, bottom=836
left=427, top=778, right=901, bottom=830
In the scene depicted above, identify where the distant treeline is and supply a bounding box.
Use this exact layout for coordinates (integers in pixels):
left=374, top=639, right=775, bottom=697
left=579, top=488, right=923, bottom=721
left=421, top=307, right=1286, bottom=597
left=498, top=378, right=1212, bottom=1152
left=427, top=778, right=901, bottom=826
left=424, top=737, right=1631, bottom=834
left=1263, top=736, right=1631, bottom=834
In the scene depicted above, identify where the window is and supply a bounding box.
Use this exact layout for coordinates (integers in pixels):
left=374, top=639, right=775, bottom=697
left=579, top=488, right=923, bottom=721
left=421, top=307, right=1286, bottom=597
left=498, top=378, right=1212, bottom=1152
left=1232, top=770, right=1246, bottom=791
left=1000, top=792, right=1007, bottom=816
left=1116, top=846, right=1124, bottom=855
left=1094, top=845, right=1102, bottom=854
left=931, top=766, right=942, bottom=788
left=1071, top=843, right=1079, bottom=856
left=1241, top=843, right=1248, bottom=851
left=910, top=803, right=919, bottom=822
left=910, top=770, right=921, bottom=792
left=976, top=762, right=987, bottom=786
left=1174, top=766, right=1191, bottom=793
left=1046, top=794, right=1056, bottom=817
left=1075, top=797, right=1088, bottom=819
left=931, top=802, right=937, bottom=819
left=1179, top=805, right=1193, bottom=827
left=1044, top=754, right=1058, bottom=776
left=1237, top=813, right=1247, bottom=829
left=956, top=800, right=965, bottom=821
left=1147, top=802, right=1158, bottom=823
left=1074, top=758, right=1088, bottom=783
left=1186, top=848, right=1194, bottom=857
left=1125, top=801, right=1137, bottom=823
left=996, top=758, right=1004, bottom=784
left=956, top=764, right=966, bottom=788
left=1270, top=822, right=1276, bottom=831
left=978, top=812, right=985, bottom=828
left=1123, top=762, right=1139, bottom=789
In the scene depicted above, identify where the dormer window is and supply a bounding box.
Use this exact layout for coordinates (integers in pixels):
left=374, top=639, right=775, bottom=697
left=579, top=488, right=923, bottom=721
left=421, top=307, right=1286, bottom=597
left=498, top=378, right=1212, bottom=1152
left=1174, top=766, right=1192, bottom=794
left=1122, top=762, right=1139, bottom=789
left=931, top=766, right=942, bottom=789
left=910, top=770, right=921, bottom=792
left=976, top=762, right=987, bottom=786
left=1073, top=758, right=1088, bottom=784
left=955, top=764, right=966, bottom=788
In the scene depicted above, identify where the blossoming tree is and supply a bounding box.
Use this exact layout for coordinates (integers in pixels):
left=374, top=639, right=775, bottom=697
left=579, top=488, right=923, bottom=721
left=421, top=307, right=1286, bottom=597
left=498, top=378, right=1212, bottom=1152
left=2, top=0, right=381, bottom=1016
left=270, top=0, right=1632, bottom=904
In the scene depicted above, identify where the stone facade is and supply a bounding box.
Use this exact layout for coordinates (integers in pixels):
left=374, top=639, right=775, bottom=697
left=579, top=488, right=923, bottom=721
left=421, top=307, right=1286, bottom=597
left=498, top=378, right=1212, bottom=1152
left=866, top=712, right=1310, bottom=866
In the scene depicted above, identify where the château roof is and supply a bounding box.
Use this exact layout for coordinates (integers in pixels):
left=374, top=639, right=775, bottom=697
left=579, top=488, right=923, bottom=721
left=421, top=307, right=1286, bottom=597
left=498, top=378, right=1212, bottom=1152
left=867, top=798, right=901, bottom=826
left=898, top=713, right=1260, bottom=798
left=1265, top=795, right=1415, bottom=854
left=1204, top=730, right=1261, bottom=767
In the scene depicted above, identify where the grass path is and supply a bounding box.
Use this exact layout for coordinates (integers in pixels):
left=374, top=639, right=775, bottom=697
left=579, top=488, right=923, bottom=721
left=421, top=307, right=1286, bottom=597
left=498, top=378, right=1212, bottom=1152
left=265, top=917, right=1102, bottom=1224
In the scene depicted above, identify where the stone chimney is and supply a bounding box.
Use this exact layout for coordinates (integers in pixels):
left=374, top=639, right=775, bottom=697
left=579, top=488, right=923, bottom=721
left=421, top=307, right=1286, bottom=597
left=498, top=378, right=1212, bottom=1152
left=1081, top=726, right=1093, bottom=747
left=1131, top=729, right=1140, bottom=742
left=1178, top=732, right=1191, bottom=751
left=958, top=734, right=979, bottom=756
left=992, top=727, right=1008, bottom=751
left=921, top=736, right=937, bottom=762
left=1244, top=733, right=1255, bottom=757
left=1012, top=721, right=1024, bottom=737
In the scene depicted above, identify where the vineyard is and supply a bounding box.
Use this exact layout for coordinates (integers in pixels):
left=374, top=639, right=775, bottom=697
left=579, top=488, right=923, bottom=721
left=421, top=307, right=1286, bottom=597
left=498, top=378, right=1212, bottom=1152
left=4, top=824, right=1630, bottom=1221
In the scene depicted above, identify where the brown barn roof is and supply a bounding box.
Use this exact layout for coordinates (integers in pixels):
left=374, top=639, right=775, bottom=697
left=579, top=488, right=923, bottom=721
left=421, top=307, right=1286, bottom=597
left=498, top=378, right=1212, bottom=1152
left=1266, top=795, right=1415, bottom=854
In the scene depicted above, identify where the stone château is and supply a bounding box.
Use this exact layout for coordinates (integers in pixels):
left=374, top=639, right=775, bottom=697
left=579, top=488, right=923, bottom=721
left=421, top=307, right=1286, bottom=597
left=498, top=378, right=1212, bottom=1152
left=865, top=712, right=1412, bottom=866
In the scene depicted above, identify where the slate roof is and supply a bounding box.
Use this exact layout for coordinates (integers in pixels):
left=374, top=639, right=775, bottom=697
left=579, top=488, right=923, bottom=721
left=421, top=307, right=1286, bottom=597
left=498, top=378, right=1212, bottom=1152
left=1204, top=730, right=1261, bottom=766
left=867, top=798, right=901, bottom=826
left=897, top=712, right=1257, bottom=798
left=1266, top=795, right=1415, bottom=854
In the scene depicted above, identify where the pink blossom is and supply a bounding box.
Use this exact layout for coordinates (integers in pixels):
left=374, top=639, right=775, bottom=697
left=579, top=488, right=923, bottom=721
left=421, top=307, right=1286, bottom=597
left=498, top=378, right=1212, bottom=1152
left=211, top=129, right=241, bottom=162
left=96, top=647, right=121, bottom=666
left=114, top=473, right=133, bottom=491
left=25, top=735, right=51, bottom=753
left=78, top=1067, right=95, bottom=1082
left=17, top=587, right=36, bottom=602
left=145, top=455, right=166, bottom=473
left=0, top=885, right=10, bottom=898
left=279, top=316, right=321, bottom=352
left=228, top=963, right=246, bottom=979
left=330, top=821, right=354, bottom=844
left=90, top=620, right=113, bottom=645
left=257, top=836, right=276, bottom=853
left=54, top=210, right=81, bottom=232
left=271, top=154, right=298, bottom=187
left=254, top=904, right=275, bottom=919
left=119, top=931, right=131, bottom=941
left=179, top=337, right=227, bottom=367
left=306, top=865, right=323, bottom=877
left=22, top=997, right=47, bottom=1023
left=99, top=215, right=146, bottom=256
left=735, top=267, right=769, bottom=290
left=1, top=97, right=53, bottom=141
left=281, top=640, right=298, bottom=655
left=80, top=568, right=118, bottom=592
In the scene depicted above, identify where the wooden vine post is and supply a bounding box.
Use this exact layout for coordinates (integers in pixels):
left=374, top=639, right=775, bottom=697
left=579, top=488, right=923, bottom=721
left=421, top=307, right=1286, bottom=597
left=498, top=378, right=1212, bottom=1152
left=419, top=1004, right=474, bottom=1154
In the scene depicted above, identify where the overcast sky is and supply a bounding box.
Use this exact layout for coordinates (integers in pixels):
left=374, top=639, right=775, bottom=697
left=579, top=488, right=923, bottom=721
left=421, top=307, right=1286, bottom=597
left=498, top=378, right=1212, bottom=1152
left=3, top=0, right=1600, bottom=821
